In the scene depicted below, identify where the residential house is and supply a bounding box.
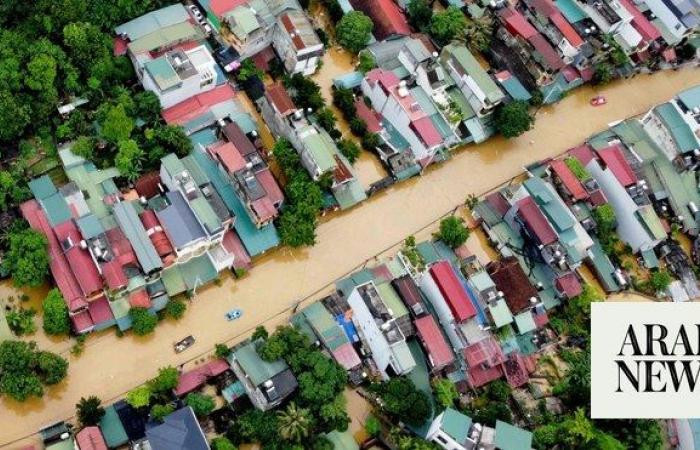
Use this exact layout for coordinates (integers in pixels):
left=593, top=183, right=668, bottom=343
left=641, top=0, right=694, bottom=45
left=348, top=0, right=410, bottom=40
left=426, top=408, right=479, bottom=450
left=347, top=281, right=417, bottom=379
left=161, top=84, right=239, bottom=135
left=75, top=427, right=108, bottom=450
left=272, top=10, right=324, bottom=75
left=522, top=0, right=589, bottom=67
left=362, top=69, right=446, bottom=167
left=478, top=420, right=534, bottom=450
left=574, top=0, right=646, bottom=54
left=175, top=359, right=230, bottom=396
left=99, top=405, right=129, bottom=449
left=227, top=339, right=298, bottom=410
left=640, top=97, right=700, bottom=166
left=291, top=302, right=362, bottom=371
left=414, top=314, right=455, bottom=373
left=145, top=407, right=210, bottom=450
left=259, top=82, right=366, bottom=209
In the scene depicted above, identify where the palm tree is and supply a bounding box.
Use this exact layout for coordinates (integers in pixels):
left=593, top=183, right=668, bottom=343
left=277, top=402, right=313, bottom=443
left=459, top=15, right=494, bottom=53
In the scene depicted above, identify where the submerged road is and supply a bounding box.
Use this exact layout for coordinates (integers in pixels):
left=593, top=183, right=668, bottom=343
left=1, top=68, right=699, bottom=447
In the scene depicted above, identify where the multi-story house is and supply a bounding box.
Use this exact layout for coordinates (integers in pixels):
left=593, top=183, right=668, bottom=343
left=272, top=10, right=324, bottom=75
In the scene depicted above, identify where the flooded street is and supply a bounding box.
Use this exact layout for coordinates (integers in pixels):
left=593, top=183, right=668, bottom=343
left=1, top=69, right=699, bottom=447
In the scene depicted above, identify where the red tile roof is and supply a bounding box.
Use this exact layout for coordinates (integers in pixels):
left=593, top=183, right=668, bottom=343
left=209, top=0, right=248, bottom=16
left=139, top=210, right=174, bottom=258
left=486, top=192, right=511, bottom=217
left=251, top=197, right=277, bottom=222
left=618, top=0, right=661, bottom=42
left=106, top=227, right=138, bottom=268
left=354, top=98, right=382, bottom=133
left=530, top=0, right=557, bottom=16
left=70, top=310, right=94, bottom=333
left=102, top=260, right=128, bottom=290
left=527, top=34, right=564, bottom=71
left=129, top=289, right=152, bottom=309
left=561, top=65, right=580, bottom=82
left=567, top=144, right=595, bottom=166
left=414, top=315, right=454, bottom=371
left=76, top=427, right=108, bottom=450
left=555, top=272, right=583, bottom=298
left=467, top=361, right=504, bottom=388
left=549, top=12, right=584, bottom=47
left=175, top=359, right=230, bottom=396
left=265, top=82, right=296, bottom=116
left=371, top=264, right=394, bottom=283
left=411, top=117, right=442, bottom=148
left=208, top=141, right=247, bottom=174
left=21, top=200, right=87, bottom=313
left=88, top=296, right=115, bottom=326
left=135, top=172, right=162, bottom=199
left=256, top=168, right=284, bottom=206
left=365, top=68, right=400, bottom=90
left=54, top=220, right=103, bottom=297
left=349, top=0, right=410, bottom=40
left=162, top=84, right=235, bottom=124
left=430, top=261, right=476, bottom=322
left=250, top=46, right=276, bottom=71
left=597, top=144, right=637, bottom=187
left=500, top=8, right=538, bottom=39
left=222, top=122, right=257, bottom=156
left=331, top=342, right=362, bottom=370
left=550, top=159, right=588, bottom=201
left=486, top=257, right=538, bottom=313
left=463, top=336, right=506, bottom=367
left=517, top=197, right=558, bottom=245
left=222, top=229, right=251, bottom=270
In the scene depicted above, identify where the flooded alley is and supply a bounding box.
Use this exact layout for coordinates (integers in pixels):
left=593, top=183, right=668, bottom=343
left=1, top=68, right=699, bottom=448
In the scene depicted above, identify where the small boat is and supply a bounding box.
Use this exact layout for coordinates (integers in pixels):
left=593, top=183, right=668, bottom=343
left=590, top=95, right=607, bottom=106
left=225, top=309, right=242, bottom=321
left=174, top=335, right=195, bottom=353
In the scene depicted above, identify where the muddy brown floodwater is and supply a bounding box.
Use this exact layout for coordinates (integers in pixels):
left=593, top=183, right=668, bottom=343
left=1, top=68, right=699, bottom=448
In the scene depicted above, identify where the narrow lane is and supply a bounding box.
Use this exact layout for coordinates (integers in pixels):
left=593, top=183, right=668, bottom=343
left=1, top=68, right=698, bottom=448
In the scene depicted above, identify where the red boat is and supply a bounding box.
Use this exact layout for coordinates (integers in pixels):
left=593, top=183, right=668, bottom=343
left=590, top=95, right=607, bottom=106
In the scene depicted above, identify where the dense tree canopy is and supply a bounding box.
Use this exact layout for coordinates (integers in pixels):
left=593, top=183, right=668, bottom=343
left=129, top=308, right=157, bottom=336
left=185, top=392, right=216, bottom=417
left=4, top=228, right=50, bottom=287
left=436, top=216, right=470, bottom=248
left=407, top=0, right=433, bottom=31
left=76, top=395, right=105, bottom=426
left=0, top=340, right=68, bottom=401
left=336, top=11, right=374, bottom=53
left=370, top=377, right=432, bottom=426
left=42, top=289, right=70, bottom=335
left=429, top=7, right=467, bottom=47
left=495, top=100, right=534, bottom=138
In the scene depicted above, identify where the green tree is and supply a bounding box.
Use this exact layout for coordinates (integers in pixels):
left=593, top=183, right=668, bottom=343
left=42, top=289, right=70, bottom=336
left=407, top=0, right=433, bottom=30
left=150, top=403, right=175, bottom=422
left=432, top=378, right=458, bottom=409
left=273, top=139, right=301, bottom=173
left=149, top=366, right=179, bottom=394
left=429, top=7, right=467, bottom=47
left=278, top=203, right=319, bottom=248
left=4, top=228, right=49, bottom=287
left=357, top=52, right=376, bottom=73
left=76, top=396, right=105, bottom=426
left=338, top=139, right=361, bottom=164
left=277, top=402, right=313, bottom=443
left=0, top=90, right=31, bottom=143
left=211, top=436, right=237, bottom=450
left=365, top=415, right=381, bottom=437
left=151, top=124, right=192, bottom=157
left=115, top=139, right=144, bottom=180
left=99, top=103, right=134, bottom=143
left=7, top=308, right=36, bottom=336
left=164, top=298, right=186, bottom=320
left=361, top=132, right=381, bottom=151
left=319, top=394, right=350, bottom=431
left=36, top=351, right=68, bottom=385
left=71, top=135, right=95, bottom=160
left=215, top=343, right=231, bottom=359
left=648, top=270, right=672, bottom=293
left=286, top=74, right=325, bottom=111
left=237, top=59, right=264, bottom=82
left=252, top=325, right=268, bottom=341
left=134, top=91, right=161, bottom=123
left=593, top=204, right=616, bottom=244
left=185, top=392, right=216, bottom=417
left=336, top=11, right=374, bottom=53
left=436, top=216, right=470, bottom=248
left=332, top=87, right=357, bottom=119
left=495, top=100, right=534, bottom=138
left=228, top=409, right=279, bottom=445
left=315, top=108, right=337, bottom=133
left=370, top=377, right=432, bottom=426
left=593, top=63, right=614, bottom=85
left=459, top=16, right=493, bottom=52
left=126, top=384, right=152, bottom=409
left=129, top=307, right=157, bottom=336
left=0, top=170, right=27, bottom=211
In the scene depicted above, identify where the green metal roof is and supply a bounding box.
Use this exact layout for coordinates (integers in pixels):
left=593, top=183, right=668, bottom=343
left=228, top=6, right=261, bottom=38
left=376, top=282, right=409, bottom=318
left=29, top=175, right=57, bottom=200
left=41, top=193, right=73, bottom=226
left=325, top=430, right=359, bottom=450
left=301, top=302, right=349, bottom=351
left=128, top=22, right=200, bottom=54
left=442, top=44, right=504, bottom=104
left=108, top=296, right=131, bottom=320
left=655, top=102, right=699, bottom=153
left=555, top=0, right=588, bottom=22
left=495, top=420, right=533, bottom=450
left=162, top=153, right=186, bottom=174
left=333, top=178, right=367, bottom=210
left=440, top=408, right=472, bottom=444
left=144, top=56, right=180, bottom=91
left=100, top=405, right=129, bottom=448
left=588, top=238, right=620, bottom=292
left=182, top=155, right=210, bottom=187
left=76, top=214, right=105, bottom=240
left=62, top=151, right=120, bottom=218
left=524, top=177, right=575, bottom=232
left=641, top=248, right=659, bottom=269
left=113, top=201, right=163, bottom=273
left=46, top=439, right=75, bottom=450
left=300, top=128, right=337, bottom=174
left=230, top=340, right=288, bottom=386
left=636, top=205, right=666, bottom=241
left=489, top=299, right=514, bottom=328
left=161, top=265, right=188, bottom=296
left=115, top=4, right=190, bottom=40
left=189, top=196, right=221, bottom=234
left=514, top=311, right=537, bottom=335
left=498, top=74, right=532, bottom=101
left=678, top=86, right=700, bottom=110
left=469, top=270, right=495, bottom=293
left=180, top=254, right=218, bottom=290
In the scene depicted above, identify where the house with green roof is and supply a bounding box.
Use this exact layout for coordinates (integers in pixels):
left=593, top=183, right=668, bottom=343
left=227, top=339, right=298, bottom=410
left=99, top=404, right=129, bottom=448
left=641, top=101, right=700, bottom=161
left=425, top=408, right=478, bottom=449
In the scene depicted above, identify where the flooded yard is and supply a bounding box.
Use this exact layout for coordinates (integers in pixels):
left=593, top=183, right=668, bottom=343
left=1, top=69, right=698, bottom=448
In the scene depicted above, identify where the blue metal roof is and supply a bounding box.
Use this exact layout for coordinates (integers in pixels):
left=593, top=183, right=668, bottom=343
left=145, top=407, right=209, bottom=450
left=156, top=191, right=207, bottom=249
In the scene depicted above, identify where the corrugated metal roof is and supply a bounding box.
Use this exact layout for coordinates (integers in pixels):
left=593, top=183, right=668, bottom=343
left=29, top=175, right=57, bottom=200
left=156, top=191, right=206, bottom=249
left=495, top=420, right=533, bottom=450
left=430, top=261, right=477, bottom=322
left=128, top=22, right=200, bottom=54
left=678, top=85, right=700, bottom=110
left=99, top=406, right=129, bottom=448
left=443, top=44, right=505, bottom=104
left=517, top=196, right=558, bottom=245
left=115, top=4, right=189, bottom=40
left=230, top=340, right=288, bottom=386
left=414, top=315, right=454, bottom=370
left=113, top=202, right=163, bottom=273
left=488, top=299, right=514, bottom=327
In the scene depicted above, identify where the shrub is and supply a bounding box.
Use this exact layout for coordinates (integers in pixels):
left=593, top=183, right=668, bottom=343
left=42, top=289, right=70, bottom=335
left=164, top=298, right=186, bottom=320
left=436, top=216, right=469, bottom=248
left=130, top=308, right=157, bottom=336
